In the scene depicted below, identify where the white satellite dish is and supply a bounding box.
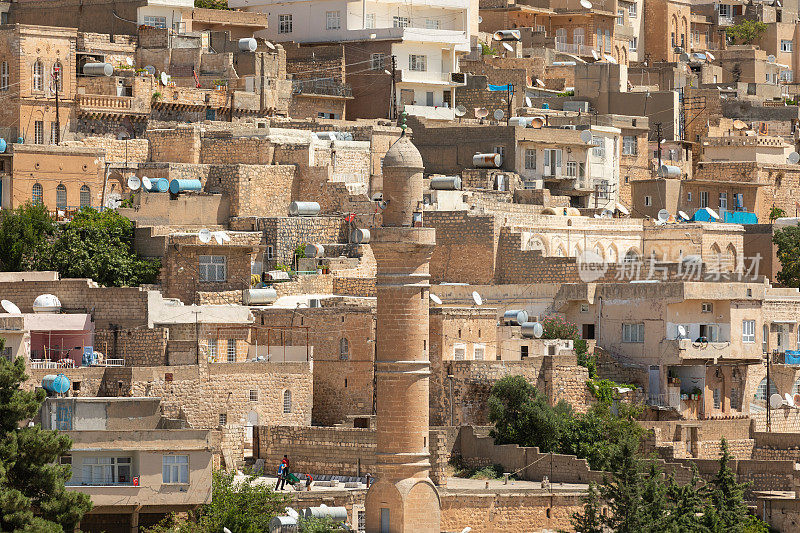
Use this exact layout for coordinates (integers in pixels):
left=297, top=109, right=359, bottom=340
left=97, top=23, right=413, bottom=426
left=580, top=0, right=593, bottom=8
left=788, top=151, right=800, bottom=164
left=127, top=176, right=141, bottom=191
left=472, top=291, right=483, bottom=306
left=678, top=210, right=690, bottom=221
left=536, top=78, right=545, bottom=87
left=454, top=105, right=466, bottom=117
left=144, top=65, right=156, bottom=76
left=786, top=393, right=795, bottom=407
left=594, top=213, right=601, bottom=218
left=478, top=15, right=482, bottom=23
left=160, top=72, right=170, bottom=85
left=767, top=55, right=776, bottom=63
left=475, top=108, right=489, bottom=119
left=657, top=209, right=670, bottom=222
left=125, top=57, right=134, bottom=66
left=604, top=54, right=617, bottom=64
left=430, top=294, right=442, bottom=305
left=265, top=40, right=276, bottom=50
left=1, top=299, right=21, bottom=314
left=198, top=228, right=212, bottom=243
left=214, top=233, right=224, bottom=245
left=591, top=49, right=600, bottom=60
left=493, top=109, right=505, bottom=121
left=579, top=129, right=593, bottom=143
left=706, top=207, right=720, bottom=220
left=706, top=51, right=715, bottom=61
left=142, top=176, right=152, bottom=190
left=677, top=325, right=687, bottom=338
left=770, top=393, right=784, bottom=409
left=525, top=96, right=532, bottom=107
left=502, top=42, right=514, bottom=52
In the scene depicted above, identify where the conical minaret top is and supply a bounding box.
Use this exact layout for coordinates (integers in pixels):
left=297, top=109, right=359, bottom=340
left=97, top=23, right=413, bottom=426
left=381, top=125, right=424, bottom=227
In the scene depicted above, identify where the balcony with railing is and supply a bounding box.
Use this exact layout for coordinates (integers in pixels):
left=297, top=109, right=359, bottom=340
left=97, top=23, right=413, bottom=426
left=400, top=69, right=462, bottom=85
left=292, top=79, right=353, bottom=98
left=76, top=94, right=133, bottom=111
left=555, top=41, right=596, bottom=57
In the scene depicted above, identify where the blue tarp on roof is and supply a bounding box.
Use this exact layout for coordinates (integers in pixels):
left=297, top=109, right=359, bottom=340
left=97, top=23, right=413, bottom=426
left=488, top=84, right=512, bottom=92
left=691, top=208, right=718, bottom=222
left=785, top=350, right=800, bottom=365
left=723, top=211, right=758, bottom=224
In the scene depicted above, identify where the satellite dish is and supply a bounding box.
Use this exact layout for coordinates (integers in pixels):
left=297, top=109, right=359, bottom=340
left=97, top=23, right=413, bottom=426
left=478, top=15, right=482, bottom=23
left=580, top=0, right=593, bottom=8
left=502, top=42, right=514, bottom=52
left=160, top=72, right=170, bottom=85
left=475, top=108, right=489, bottom=119
left=786, top=393, right=795, bottom=407
left=768, top=55, right=776, bottom=63
left=536, top=78, right=545, bottom=87
left=601, top=208, right=614, bottom=219
left=579, top=129, right=593, bottom=143
left=378, top=200, right=388, bottom=210
left=594, top=213, right=601, bottom=218
left=455, top=105, right=466, bottom=117
left=144, top=65, right=156, bottom=76
left=770, top=393, right=784, bottom=409
left=1, top=300, right=21, bottom=314
left=127, top=176, right=141, bottom=191
left=657, top=209, right=670, bottom=222
left=677, top=325, right=687, bottom=338
left=125, top=57, right=134, bottom=66
left=525, top=96, right=532, bottom=107
left=604, top=54, right=617, bottom=64
left=493, top=109, right=505, bottom=121
left=733, top=120, right=748, bottom=130
left=214, top=233, right=224, bottom=245
left=706, top=207, right=720, bottom=220
left=371, top=192, right=383, bottom=202
left=706, top=51, right=715, bottom=61
left=678, top=210, right=690, bottom=221
left=788, top=151, right=800, bottom=164
left=198, top=229, right=212, bottom=243
left=679, top=52, right=690, bottom=62
left=142, top=176, right=152, bottom=190
left=472, top=291, right=483, bottom=306
left=591, top=49, right=599, bottom=60
left=265, top=40, right=276, bottom=50
left=430, top=294, right=442, bottom=305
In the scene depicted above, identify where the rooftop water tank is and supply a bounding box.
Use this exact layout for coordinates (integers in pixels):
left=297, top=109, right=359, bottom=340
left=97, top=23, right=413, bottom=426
left=0, top=138, right=6, bottom=153
left=238, top=38, right=258, bottom=52
left=33, top=294, right=61, bottom=313
left=169, top=179, right=202, bottom=194
left=243, top=288, right=278, bottom=305
left=658, top=165, right=681, bottom=178
left=289, top=201, right=321, bottom=217
left=504, top=309, right=529, bottom=326
left=268, top=515, right=298, bottom=533
left=146, top=178, right=170, bottom=192
left=304, top=243, right=324, bottom=258
left=430, top=176, right=462, bottom=190
left=521, top=321, right=544, bottom=338
left=473, top=153, right=503, bottom=168
left=42, top=374, right=70, bottom=394
left=350, top=228, right=371, bottom=244
left=82, top=62, right=114, bottom=77
left=302, top=506, right=348, bottom=522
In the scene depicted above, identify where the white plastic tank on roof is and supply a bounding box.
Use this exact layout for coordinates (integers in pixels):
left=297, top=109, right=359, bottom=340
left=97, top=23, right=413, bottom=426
left=33, top=294, right=61, bottom=314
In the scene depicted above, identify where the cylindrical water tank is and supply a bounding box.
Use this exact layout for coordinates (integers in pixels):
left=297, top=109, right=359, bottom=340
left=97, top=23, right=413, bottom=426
left=289, top=201, right=321, bottom=216
left=42, top=374, right=71, bottom=394
left=146, top=178, right=170, bottom=192
left=508, top=117, right=532, bottom=127
left=494, top=29, right=522, bottom=41
left=658, top=164, right=681, bottom=178
left=243, top=288, right=278, bottom=305
left=268, top=515, right=297, bottom=533
left=304, top=243, right=324, bottom=258
left=504, top=309, right=529, bottom=326
left=521, top=321, right=544, bottom=338
left=0, top=138, right=6, bottom=153
left=82, top=62, right=114, bottom=77
left=302, top=506, right=348, bottom=522
left=551, top=61, right=577, bottom=66
left=33, top=294, right=61, bottom=313
left=473, top=153, right=503, bottom=168
left=169, top=179, right=202, bottom=194
left=350, top=228, right=371, bottom=244
left=238, top=37, right=258, bottom=52
left=430, top=176, right=462, bottom=190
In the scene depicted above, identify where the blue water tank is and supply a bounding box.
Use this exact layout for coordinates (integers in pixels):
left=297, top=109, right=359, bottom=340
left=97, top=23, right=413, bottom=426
left=42, top=374, right=71, bottom=394
left=148, top=178, right=170, bottom=192
left=0, top=138, right=6, bottom=153
left=169, top=179, right=202, bottom=194
left=17, top=137, right=23, bottom=144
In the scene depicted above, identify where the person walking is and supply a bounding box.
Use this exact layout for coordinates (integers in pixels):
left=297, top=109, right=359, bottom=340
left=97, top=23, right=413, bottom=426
left=275, top=460, right=287, bottom=491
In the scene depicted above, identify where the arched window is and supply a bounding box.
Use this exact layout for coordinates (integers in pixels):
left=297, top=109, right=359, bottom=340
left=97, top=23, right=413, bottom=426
left=32, top=183, right=43, bottom=205
left=55, top=184, right=67, bottom=210
left=51, top=61, right=63, bottom=92
left=80, top=185, right=91, bottom=208
left=283, top=390, right=292, bottom=414
left=32, top=59, right=44, bottom=91
left=339, top=338, right=350, bottom=360
left=624, top=249, right=640, bottom=263
left=754, top=377, right=778, bottom=402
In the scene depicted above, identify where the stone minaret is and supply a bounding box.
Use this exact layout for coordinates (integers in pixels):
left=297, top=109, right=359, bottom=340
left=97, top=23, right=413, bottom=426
left=364, top=125, right=440, bottom=533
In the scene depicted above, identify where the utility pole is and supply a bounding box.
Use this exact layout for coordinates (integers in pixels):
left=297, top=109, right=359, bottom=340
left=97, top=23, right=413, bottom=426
left=53, top=64, right=60, bottom=144
left=506, top=84, right=514, bottom=123
left=655, top=122, right=663, bottom=171
left=390, top=55, right=397, bottom=120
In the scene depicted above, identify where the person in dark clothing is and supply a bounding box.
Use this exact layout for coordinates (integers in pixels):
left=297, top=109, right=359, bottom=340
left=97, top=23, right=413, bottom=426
left=275, top=461, right=287, bottom=490
left=305, top=473, right=313, bottom=491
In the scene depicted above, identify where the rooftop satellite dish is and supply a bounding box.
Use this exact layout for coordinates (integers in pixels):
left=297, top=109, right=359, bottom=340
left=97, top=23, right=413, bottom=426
left=706, top=207, right=720, bottom=220
left=455, top=105, right=466, bottom=117
left=472, top=291, right=483, bottom=306
left=502, top=42, right=514, bottom=52
left=536, top=78, right=545, bottom=87
left=601, top=208, right=614, bottom=219
left=604, top=54, right=617, bottom=64
left=678, top=210, right=690, bottom=221
left=677, top=325, right=687, bottom=338
left=530, top=116, right=544, bottom=128
left=580, top=0, right=593, bottom=8
left=430, top=294, right=442, bottom=305
left=214, top=233, right=224, bottom=245
left=788, top=151, right=800, bottom=164
left=579, top=129, right=593, bottom=143
left=525, top=96, right=533, bottom=107
left=591, top=49, right=600, bottom=60
left=770, top=393, right=784, bottom=410
left=142, top=176, right=152, bottom=190
left=475, top=108, right=489, bottom=119
left=126, top=57, right=134, bottom=66
left=786, top=393, right=795, bottom=407
left=594, top=213, right=602, bottom=218
left=657, top=209, right=670, bottom=222
left=706, top=51, right=715, bottom=61
left=160, top=72, right=170, bottom=85
left=478, top=15, right=482, bottom=23
left=532, top=322, right=544, bottom=338
left=265, top=40, right=276, bottom=50
left=371, top=192, right=383, bottom=202
left=127, top=176, right=141, bottom=191
left=679, top=52, right=690, bottom=62
left=198, top=229, right=212, bottom=243
left=733, top=119, right=748, bottom=130
left=493, top=109, right=505, bottom=121
left=768, top=55, right=776, bottom=63
left=1, top=299, right=21, bottom=314
left=144, top=65, right=156, bottom=76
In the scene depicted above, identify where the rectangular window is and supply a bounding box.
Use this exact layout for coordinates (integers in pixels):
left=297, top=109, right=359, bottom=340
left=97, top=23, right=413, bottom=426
left=524, top=149, right=536, bottom=170
left=521, top=345, right=529, bottom=358
left=365, top=13, right=375, bottom=29
left=453, top=344, right=465, bottom=360
left=742, top=320, right=755, bottom=343
left=219, top=413, right=227, bottom=426
left=622, top=323, right=645, bottom=343
left=645, top=195, right=652, bottom=206
left=713, top=388, right=721, bottom=409
left=605, top=30, right=611, bottom=50
left=199, top=255, right=226, bottom=282
left=543, top=149, right=562, bottom=176
left=249, top=389, right=258, bottom=402
left=474, top=344, right=485, bottom=361
left=81, top=457, right=132, bottom=485
left=719, top=4, right=731, bottom=18
left=687, top=191, right=693, bottom=202
left=617, top=8, right=625, bottom=24
left=227, top=339, right=236, bottom=363
left=628, top=2, right=637, bottom=17
left=279, top=14, right=293, bottom=34
left=409, top=54, right=426, bottom=71
left=782, top=40, right=793, bottom=52
left=326, top=11, right=341, bottom=30
left=702, top=302, right=713, bottom=313
left=583, top=323, right=596, bottom=339
left=597, top=180, right=609, bottom=199
left=700, top=191, right=708, bottom=208
left=0, top=61, right=8, bottom=91
left=566, top=161, right=577, bottom=177
left=719, top=192, right=727, bottom=210
left=629, top=37, right=638, bottom=51
left=393, top=16, right=409, bottom=28
left=358, top=510, right=366, bottom=532
left=51, top=123, right=59, bottom=145
left=425, top=18, right=440, bottom=30
left=592, top=136, right=605, bottom=158
left=208, top=339, right=218, bottom=360
left=143, top=15, right=167, bottom=28
left=370, top=53, right=385, bottom=71
left=622, top=135, right=637, bottom=155
left=700, top=324, right=719, bottom=342
left=730, top=387, right=740, bottom=410
left=34, top=121, right=44, bottom=144
left=162, top=455, right=189, bottom=484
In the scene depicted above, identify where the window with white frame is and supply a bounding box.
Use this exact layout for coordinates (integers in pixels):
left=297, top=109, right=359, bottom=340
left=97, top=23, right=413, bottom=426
left=592, top=136, right=605, bottom=158
left=555, top=28, right=566, bottom=45
left=409, top=54, right=426, bottom=71
left=1, top=61, right=8, bottom=91
left=326, top=11, right=341, bottom=30
left=742, top=320, right=755, bottom=343
left=718, top=4, right=732, bottom=19
left=474, top=344, right=485, bottom=361
left=393, top=16, right=409, bottom=28
left=162, top=455, right=189, bottom=484
left=51, top=123, right=59, bottom=145
left=629, top=37, right=638, bottom=51
left=283, top=390, right=292, bottom=413
left=543, top=149, right=561, bottom=176
left=143, top=15, right=167, bottom=28
left=782, top=40, right=793, bottom=52
left=763, top=324, right=769, bottom=352
left=622, top=323, right=644, bottom=343
left=617, top=8, right=625, bottom=24
left=425, top=18, right=440, bottom=29
left=622, top=135, right=637, bottom=155
left=199, top=255, right=226, bottom=282
left=597, top=180, right=610, bottom=199
left=524, top=149, right=536, bottom=169
left=566, top=161, right=578, bottom=177
left=719, top=192, right=727, bottom=210
left=700, top=191, right=708, bottom=208
left=702, top=302, right=713, bottom=313
left=754, top=377, right=778, bottom=402
left=56, top=184, right=67, bottom=210
left=574, top=28, right=584, bottom=45
left=34, top=120, right=44, bottom=144
left=453, top=344, right=466, bottom=360
left=227, top=339, right=236, bottom=362
left=279, top=14, right=292, bottom=33
left=365, top=13, right=375, bottom=28
left=781, top=70, right=794, bottom=82
left=208, top=338, right=218, bottom=360
left=370, top=53, right=385, bottom=71
left=605, top=30, right=611, bottom=50
left=628, top=2, right=637, bottom=17
left=81, top=456, right=132, bottom=485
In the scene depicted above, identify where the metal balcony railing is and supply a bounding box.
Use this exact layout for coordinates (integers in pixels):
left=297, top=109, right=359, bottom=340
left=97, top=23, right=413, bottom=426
left=292, top=79, right=352, bottom=97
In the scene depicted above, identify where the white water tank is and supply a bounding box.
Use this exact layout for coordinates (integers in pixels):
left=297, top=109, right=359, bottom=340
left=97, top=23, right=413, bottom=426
left=238, top=38, right=258, bottom=52
left=503, top=309, right=529, bottom=325
left=473, top=153, right=503, bottom=168
left=82, top=62, right=113, bottom=77
left=243, top=288, right=278, bottom=305
left=33, top=294, right=62, bottom=314
left=289, top=201, right=321, bottom=216
left=350, top=228, right=371, bottom=243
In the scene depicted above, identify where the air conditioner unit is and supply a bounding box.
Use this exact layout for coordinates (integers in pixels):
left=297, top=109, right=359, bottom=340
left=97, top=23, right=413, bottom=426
left=450, top=72, right=466, bottom=84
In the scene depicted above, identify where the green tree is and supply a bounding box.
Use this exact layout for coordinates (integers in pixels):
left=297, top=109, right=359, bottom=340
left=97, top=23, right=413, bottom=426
left=0, top=345, right=92, bottom=532
left=702, top=438, right=754, bottom=532
left=725, top=19, right=768, bottom=45
left=774, top=225, right=800, bottom=287
left=599, top=436, right=648, bottom=533
left=571, top=483, right=604, bottom=533
left=299, top=516, right=348, bottom=532
left=541, top=315, right=594, bottom=376
left=194, top=0, right=231, bottom=9
left=769, top=206, right=787, bottom=221
left=662, top=468, right=709, bottom=533
left=0, top=203, right=56, bottom=272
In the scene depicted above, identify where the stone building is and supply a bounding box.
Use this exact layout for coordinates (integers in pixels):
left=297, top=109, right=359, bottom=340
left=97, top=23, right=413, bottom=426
left=285, top=43, right=353, bottom=120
